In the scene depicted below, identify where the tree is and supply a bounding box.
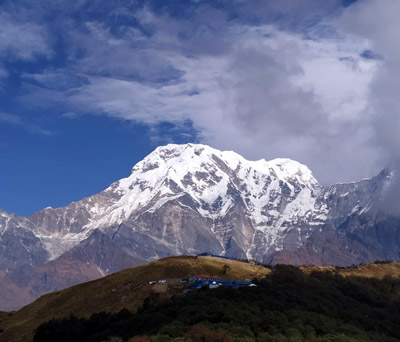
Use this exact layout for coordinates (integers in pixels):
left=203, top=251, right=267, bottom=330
left=223, top=264, right=230, bottom=275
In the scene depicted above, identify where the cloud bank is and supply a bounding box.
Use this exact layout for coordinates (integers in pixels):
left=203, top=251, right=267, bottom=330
left=2, top=0, right=399, bottom=184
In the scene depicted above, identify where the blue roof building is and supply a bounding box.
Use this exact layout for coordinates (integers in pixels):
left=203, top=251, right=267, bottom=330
left=233, top=281, right=254, bottom=286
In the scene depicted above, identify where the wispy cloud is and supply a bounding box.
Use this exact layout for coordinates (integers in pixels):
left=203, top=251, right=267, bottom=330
left=0, top=112, right=52, bottom=135
left=21, top=14, right=379, bottom=183
left=61, top=112, right=79, bottom=119
left=0, top=8, right=52, bottom=89
left=0, top=11, right=51, bottom=60
left=23, top=71, right=88, bottom=91
left=0, top=113, right=21, bottom=124
left=5, top=0, right=399, bottom=184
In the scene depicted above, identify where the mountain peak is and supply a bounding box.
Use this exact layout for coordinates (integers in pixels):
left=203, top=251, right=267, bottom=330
left=1, top=143, right=400, bottom=311
left=383, top=159, right=400, bottom=176
left=132, top=143, right=318, bottom=186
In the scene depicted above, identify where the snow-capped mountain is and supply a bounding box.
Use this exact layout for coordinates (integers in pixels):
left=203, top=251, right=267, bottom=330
left=0, top=143, right=399, bottom=310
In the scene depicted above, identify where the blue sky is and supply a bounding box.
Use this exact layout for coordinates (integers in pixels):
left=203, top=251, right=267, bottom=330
left=1, top=0, right=399, bottom=216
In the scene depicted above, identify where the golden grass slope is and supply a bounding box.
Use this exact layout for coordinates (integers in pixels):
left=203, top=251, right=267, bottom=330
left=3, top=257, right=400, bottom=342
left=302, top=261, right=400, bottom=279
left=0, top=256, right=270, bottom=342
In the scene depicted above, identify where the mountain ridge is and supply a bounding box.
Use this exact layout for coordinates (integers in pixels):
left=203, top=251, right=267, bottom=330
left=2, top=256, right=400, bottom=342
left=0, top=143, right=399, bottom=310
left=0, top=255, right=271, bottom=342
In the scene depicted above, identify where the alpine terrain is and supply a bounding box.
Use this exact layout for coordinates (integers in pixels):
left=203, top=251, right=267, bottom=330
left=1, top=143, right=399, bottom=310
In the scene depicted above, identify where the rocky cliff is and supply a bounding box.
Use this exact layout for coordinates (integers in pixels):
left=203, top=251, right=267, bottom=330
left=0, top=143, right=399, bottom=310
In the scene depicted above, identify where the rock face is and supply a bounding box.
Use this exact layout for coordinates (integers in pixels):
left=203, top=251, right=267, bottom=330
left=1, top=143, right=400, bottom=310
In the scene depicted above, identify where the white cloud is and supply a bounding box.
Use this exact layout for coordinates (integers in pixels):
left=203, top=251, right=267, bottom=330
left=19, top=3, right=393, bottom=184
left=39, top=23, right=376, bottom=183
left=0, top=12, right=51, bottom=60
left=0, top=112, right=51, bottom=135
left=335, top=0, right=400, bottom=165
left=0, top=67, right=7, bottom=79
left=0, top=112, right=22, bottom=124
left=337, top=0, right=400, bottom=58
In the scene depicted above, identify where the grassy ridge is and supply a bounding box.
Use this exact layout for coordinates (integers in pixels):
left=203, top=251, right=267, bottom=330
left=0, top=256, right=270, bottom=342
left=302, top=261, right=400, bottom=279
left=2, top=257, right=400, bottom=341
left=34, top=265, right=400, bottom=342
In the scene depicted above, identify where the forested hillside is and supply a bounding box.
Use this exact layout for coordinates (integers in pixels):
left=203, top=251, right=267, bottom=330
left=34, top=265, right=400, bottom=342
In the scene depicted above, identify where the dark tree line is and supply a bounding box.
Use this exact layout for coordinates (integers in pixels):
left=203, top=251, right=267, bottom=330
left=34, top=265, right=400, bottom=342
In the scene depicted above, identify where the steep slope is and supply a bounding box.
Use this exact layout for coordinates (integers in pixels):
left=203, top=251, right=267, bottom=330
left=33, top=264, right=400, bottom=342
left=270, top=168, right=399, bottom=265
left=2, top=257, right=400, bottom=342
left=0, top=256, right=271, bottom=342
left=0, top=143, right=399, bottom=311
left=0, top=144, right=323, bottom=269
left=0, top=211, right=48, bottom=271
left=27, top=143, right=324, bottom=263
